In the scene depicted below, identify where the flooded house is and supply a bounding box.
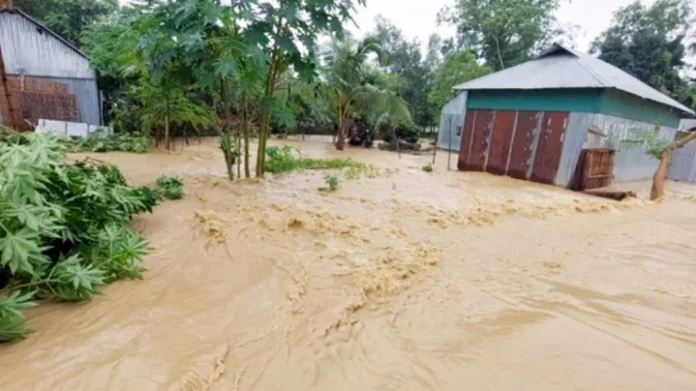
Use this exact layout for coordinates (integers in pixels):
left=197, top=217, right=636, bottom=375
left=445, top=43, right=694, bottom=187
left=0, top=2, right=101, bottom=128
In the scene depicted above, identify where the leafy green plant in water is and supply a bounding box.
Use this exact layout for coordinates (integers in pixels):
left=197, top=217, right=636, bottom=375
left=219, top=133, right=240, bottom=181
left=265, top=145, right=364, bottom=174
left=422, top=163, right=433, bottom=173
left=64, top=131, right=152, bottom=153
left=325, top=175, right=339, bottom=191
left=0, top=132, right=159, bottom=342
left=155, top=176, right=184, bottom=200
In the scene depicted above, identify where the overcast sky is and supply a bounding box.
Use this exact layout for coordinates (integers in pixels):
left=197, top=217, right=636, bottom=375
left=348, top=0, right=658, bottom=53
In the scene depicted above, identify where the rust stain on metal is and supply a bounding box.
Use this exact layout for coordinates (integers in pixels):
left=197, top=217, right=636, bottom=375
left=466, top=110, right=494, bottom=171
left=507, top=111, right=539, bottom=180
left=531, top=111, right=568, bottom=184
left=458, top=109, right=477, bottom=170
left=486, top=110, right=516, bottom=175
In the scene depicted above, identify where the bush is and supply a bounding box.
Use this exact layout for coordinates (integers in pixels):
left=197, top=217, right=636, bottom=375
left=65, top=131, right=152, bottom=153
left=155, top=176, right=184, bottom=200
left=0, top=132, right=158, bottom=342
left=325, top=175, right=339, bottom=191
left=265, top=146, right=363, bottom=174
left=422, top=163, right=433, bottom=173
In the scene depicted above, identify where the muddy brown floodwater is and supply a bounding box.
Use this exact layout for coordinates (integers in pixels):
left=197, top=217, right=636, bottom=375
left=2, top=136, right=696, bottom=390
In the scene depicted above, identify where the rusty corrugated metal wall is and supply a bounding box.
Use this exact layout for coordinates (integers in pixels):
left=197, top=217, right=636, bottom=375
left=458, top=109, right=568, bottom=184
left=554, top=113, right=678, bottom=186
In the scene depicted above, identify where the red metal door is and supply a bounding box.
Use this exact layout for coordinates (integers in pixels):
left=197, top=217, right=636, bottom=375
left=457, top=109, right=476, bottom=170
left=507, top=111, right=541, bottom=180
left=486, top=110, right=516, bottom=175
left=531, top=111, right=568, bottom=184
left=465, top=109, right=494, bottom=171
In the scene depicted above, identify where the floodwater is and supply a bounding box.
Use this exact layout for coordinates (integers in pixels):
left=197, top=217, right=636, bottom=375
left=2, top=136, right=696, bottom=390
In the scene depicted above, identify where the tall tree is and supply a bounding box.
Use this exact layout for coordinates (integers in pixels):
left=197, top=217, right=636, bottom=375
left=437, top=0, right=565, bottom=71
left=14, top=0, right=118, bottom=46
left=370, top=17, right=433, bottom=129
left=240, top=0, right=364, bottom=176
left=428, top=50, right=491, bottom=119
left=591, top=0, right=695, bottom=104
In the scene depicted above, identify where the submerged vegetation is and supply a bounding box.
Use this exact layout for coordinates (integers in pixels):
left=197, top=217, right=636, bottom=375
left=64, top=131, right=152, bottom=153
left=265, top=146, right=363, bottom=174
left=155, top=176, right=184, bottom=200
left=0, top=133, right=159, bottom=342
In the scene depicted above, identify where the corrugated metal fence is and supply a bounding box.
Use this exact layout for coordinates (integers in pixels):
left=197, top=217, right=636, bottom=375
left=437, top=92, right=467, bottom=151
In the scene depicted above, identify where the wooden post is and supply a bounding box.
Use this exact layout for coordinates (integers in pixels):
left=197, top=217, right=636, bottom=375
left=0, top=44, right=20, bottom=130
left=447, top=117, right=453, bottom=170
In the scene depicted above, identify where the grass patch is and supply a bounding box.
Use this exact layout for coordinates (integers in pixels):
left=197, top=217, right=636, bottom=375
left=265, top=146, right=364, bottom=174
left=422, top=163, right=433, bottom=173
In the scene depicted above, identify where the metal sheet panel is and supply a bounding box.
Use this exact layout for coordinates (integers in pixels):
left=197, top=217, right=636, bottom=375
left=531, top=112, right=568, bottom=184
left=458, top=109, right=476, bottom=169
left=486, top=110, right=516, bottom=175
left=557, top=113, right=678, bottom=183
left=508, top=111, right=540, bottom=180
left=669, top=141, right=696, bottom=183
left=592, top=114, right=677, bottom=182
left=437, top=92, right=467, bottom=151
left=554, top=112, right=592, bottom=186
left=454, top=43, right=692, bottom=115
left=0, top=12, right=95, bottom=80
left=465, top=110, right=494, bottom=171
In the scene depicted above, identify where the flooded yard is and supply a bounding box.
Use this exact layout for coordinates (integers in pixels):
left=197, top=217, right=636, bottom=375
left=2, top=137, right=696, bottom=390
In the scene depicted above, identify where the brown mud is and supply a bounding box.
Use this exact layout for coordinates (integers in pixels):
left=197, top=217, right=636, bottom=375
left=2, top=136, right=696, bottom=390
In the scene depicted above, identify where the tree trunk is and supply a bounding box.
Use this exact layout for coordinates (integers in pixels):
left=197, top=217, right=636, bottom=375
left=164, top=114, right=170, bottom=151
left=650, top=132, right=696, bottom=200
left=335, top=105, right=345, bottom=151
left=256, top=51, right=280, bottom=177
left=243, top=93, right=251, bottom=179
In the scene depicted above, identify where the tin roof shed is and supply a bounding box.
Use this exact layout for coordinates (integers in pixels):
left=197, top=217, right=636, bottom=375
left=454, top=43, right=694, bottom=116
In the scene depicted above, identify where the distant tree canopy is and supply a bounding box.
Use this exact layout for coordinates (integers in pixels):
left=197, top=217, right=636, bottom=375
left=437, top=0, right=566, bottom=71
left=14, top=0, right=118, bottom=46
left=591, top=0, right=696, bottom=106
left=369, top=17, right=434, bottom=129
left=428, top=50, right=492, bottom=118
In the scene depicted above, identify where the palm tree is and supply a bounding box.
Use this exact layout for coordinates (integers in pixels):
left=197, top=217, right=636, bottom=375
left=323, top=35, right=413, bottom=150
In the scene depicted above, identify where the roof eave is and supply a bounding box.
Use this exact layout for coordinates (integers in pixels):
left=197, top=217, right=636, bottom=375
left=0, top=8, right=89, bottom=59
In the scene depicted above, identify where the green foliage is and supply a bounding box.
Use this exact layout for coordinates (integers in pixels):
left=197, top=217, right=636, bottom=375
left=324, top=175, right=339, bottom=191
left=438, top=0, right=566, bottom=71
left=65, top=131, right=152, bottom=153
left=422, top=164, right=434, bottom=173
left=622, top=128, right=670, bottom=160
left=15, top=0, right=118, bottom=46
left=155, top=176, right=184, bottom=200
left=591, top=0, right=695, bottom=104
left=371, top=17, right=434, bottom=129
left=428, top=51, right=492, bottom=115
left=0, top=132, right=158, bottom=342
left=265, top=146, right=363, bottom=174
